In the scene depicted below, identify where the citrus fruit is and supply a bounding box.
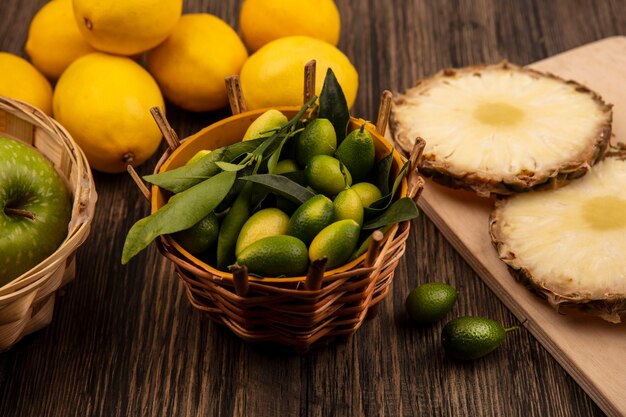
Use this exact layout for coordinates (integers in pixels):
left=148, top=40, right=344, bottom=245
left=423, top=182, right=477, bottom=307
left=72, top=0, right=182, bottom=55
left=333, top=188, right=363, bottom=226
left=351, top=182, right=383, bottom=208
left=309, top=219, right=360, bottom=269
left=305, top=155, right=351, bottom=196
left=405, top=282, right=458, bottom=324
left=237, top=235, right=308, bottom=277
left=146, top=14, right=248, bottom=112
left=235, top=208, right=289, bottom=257
left=173, top=212, right=219, bottom=255
left=287, top=194, right=335, bottom=245
left=239, top=0, right=340, bottom=52
left=186, top=150, right=211, bottom=166
left=53, top=53, right=164, bottom=173
left=217, top=191, right=251, bottom=270
left=295, top=118, right=337, bottom=166
left=441, top=316, right=517, bottom=360
left=240, top=36, right=358, bottom=110
left=275, top=196, right=299, bottom=216
left=243, top=109, right=288, bottom=141
left=273, top=159, right=299, bottom=175
left=25, top=0, right=96, bottom=80
left=335, top=125, right=375, bottom=182
left=0, top=52, right=52, bottom=115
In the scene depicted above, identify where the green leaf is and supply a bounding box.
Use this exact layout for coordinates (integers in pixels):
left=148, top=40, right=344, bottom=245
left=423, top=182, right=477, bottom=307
left=281, top=170, right=307, bottom=186
left=267, top=130, right=302, bottom=174
left=240, top=174, right=315, bottom=204
left=248, top=171, right=306, bottom=212
left=142, top=148, right=224, bottom=193
left=318, top=68, right=350, bottom=142
left=215, top=161, right=247, bottom=172
left=252, top=132, right=285, bottom=159
left=351, top=225, right=392, bottom=260
left=372, top=150, right=394, bottom=196
left=267, top=149, right=282, bottom=175
left=122, top=171, right=236, bottom=264
left=216, top=183, right=252, bottom=270
left=143, top=138, right=265, bottom=193
left=267, top=135, right=291, bottom=174
left=364, top=161, right=410, bottom=218
left=252, top=96, right=316, bottom=159
left=249, top=188, right=270, bottom=213
left=362, top=197, right=419, bottom=230
left=215, top=162, right=255, bottom=212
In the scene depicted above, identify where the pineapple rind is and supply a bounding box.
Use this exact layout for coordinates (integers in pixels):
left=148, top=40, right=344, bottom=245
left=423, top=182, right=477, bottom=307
left=391, top=62, right=613, bottom=197
left=490, top=149, right=626, bottom=323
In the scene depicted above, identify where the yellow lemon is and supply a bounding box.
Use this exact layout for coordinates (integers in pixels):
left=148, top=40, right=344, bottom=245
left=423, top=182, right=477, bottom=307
left=146, top=14, right=248, bottom=112
left=72, top=0, right=182, bottom=55
left=240, top=0, right=340, bottom=52
left=25, top=0, right=96, bottom=80
left=0, top=52, right=52, bottom=115
left=53, top=53, right=164, bottom=173
left=240, top=36, right=358, bottom=110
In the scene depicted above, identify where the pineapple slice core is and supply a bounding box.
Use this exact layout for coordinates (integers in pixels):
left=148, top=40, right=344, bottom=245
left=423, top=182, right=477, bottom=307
left=582, top=196, right=626, bottom=231
left=474, top=102, right=524, bottom=127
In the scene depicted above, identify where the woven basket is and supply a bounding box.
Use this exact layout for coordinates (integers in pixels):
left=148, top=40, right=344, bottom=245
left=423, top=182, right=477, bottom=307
left=0, top=96, right=97, bottom=351
left=129, top=67, right=425, bottom=350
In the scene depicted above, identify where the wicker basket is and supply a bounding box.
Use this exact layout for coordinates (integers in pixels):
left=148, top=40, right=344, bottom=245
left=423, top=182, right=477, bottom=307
left=0, top=96, right=97, bottom=351
left=132, top=70, right=424, bottom=350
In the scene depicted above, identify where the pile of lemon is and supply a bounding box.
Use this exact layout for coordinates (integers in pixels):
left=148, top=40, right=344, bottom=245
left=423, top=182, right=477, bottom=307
left=0, top=0, right=358, bottom=174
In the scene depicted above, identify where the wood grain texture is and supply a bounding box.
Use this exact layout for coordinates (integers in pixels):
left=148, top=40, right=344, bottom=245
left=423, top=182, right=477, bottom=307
left=0, top=0, right=624, bottom=416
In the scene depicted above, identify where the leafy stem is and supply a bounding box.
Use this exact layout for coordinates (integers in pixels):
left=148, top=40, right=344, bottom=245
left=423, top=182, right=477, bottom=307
left=251, top=95, right=318, bottom=158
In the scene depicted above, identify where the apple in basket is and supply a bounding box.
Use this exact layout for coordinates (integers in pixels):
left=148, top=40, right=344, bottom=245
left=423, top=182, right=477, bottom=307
left=121, top=69, right=420, bottom=278
left=0, top=136, right=71, bottom=286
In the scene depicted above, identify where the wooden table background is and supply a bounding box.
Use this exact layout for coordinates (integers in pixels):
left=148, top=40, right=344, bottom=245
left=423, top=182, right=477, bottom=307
left=1, top=1, right=624, bottom=416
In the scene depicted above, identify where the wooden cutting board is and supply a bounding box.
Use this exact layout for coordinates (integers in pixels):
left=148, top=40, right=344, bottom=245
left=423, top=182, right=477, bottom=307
left=390, top=37, right=626, bottom=417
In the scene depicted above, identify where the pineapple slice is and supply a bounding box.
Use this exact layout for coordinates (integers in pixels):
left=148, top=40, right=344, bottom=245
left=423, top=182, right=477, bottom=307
left=391, top=62, right=613, bottom=196
left=490, top=148, right=626, bottom=323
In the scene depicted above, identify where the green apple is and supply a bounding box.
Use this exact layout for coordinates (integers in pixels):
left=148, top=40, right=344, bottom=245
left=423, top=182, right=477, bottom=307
left=0, top=136, right=71, bottom=286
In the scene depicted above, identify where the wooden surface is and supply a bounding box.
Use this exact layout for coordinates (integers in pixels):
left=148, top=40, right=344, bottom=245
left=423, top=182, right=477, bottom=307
left=1, top=1, right=625, bottom=416
left=408, top=37, right=626, bottom=417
